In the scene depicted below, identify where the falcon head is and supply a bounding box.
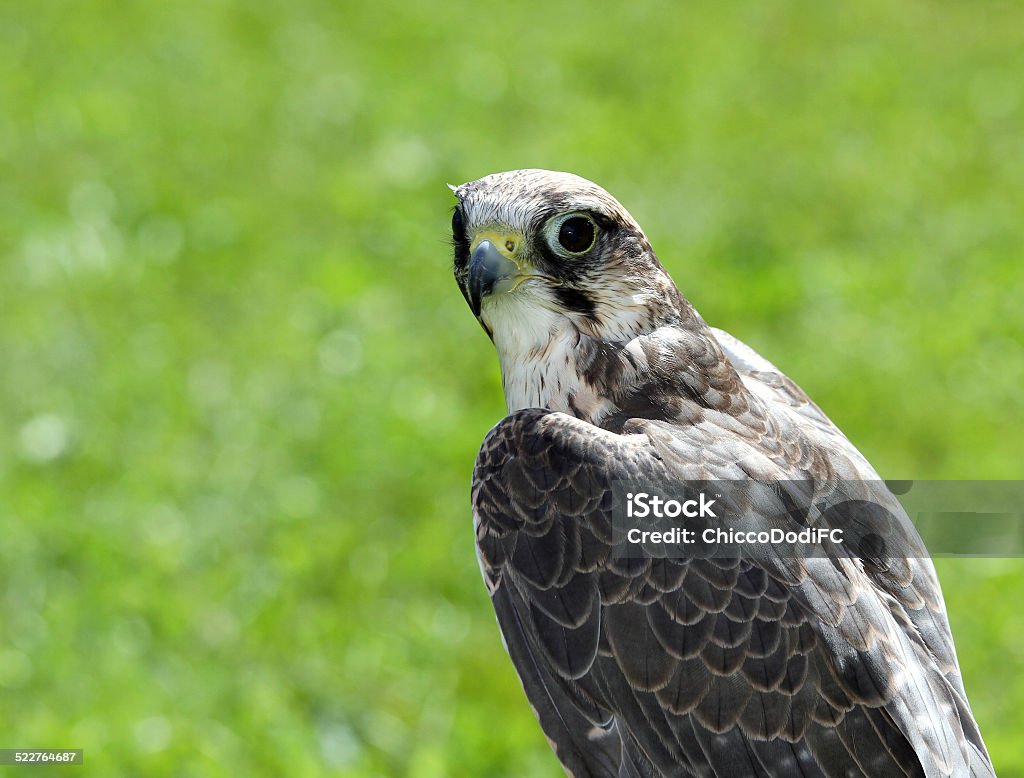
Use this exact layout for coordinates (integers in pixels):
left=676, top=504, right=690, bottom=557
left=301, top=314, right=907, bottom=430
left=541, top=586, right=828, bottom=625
left=451, top=169, right=683, bottom=346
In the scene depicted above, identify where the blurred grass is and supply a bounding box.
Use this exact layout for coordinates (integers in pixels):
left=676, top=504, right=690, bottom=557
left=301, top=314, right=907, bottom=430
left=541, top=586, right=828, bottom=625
left=1, top=0, right=1023, bottom=775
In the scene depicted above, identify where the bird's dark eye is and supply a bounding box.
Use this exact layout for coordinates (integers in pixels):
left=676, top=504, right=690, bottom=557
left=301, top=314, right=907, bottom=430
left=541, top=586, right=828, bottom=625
left=452, top=207, right=465, bottom=240
left=557, top=216, right=596, bottom=254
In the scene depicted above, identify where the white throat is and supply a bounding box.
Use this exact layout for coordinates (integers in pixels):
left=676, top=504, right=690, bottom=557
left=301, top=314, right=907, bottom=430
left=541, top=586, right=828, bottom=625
left=483, top=293, right=616, bottom=421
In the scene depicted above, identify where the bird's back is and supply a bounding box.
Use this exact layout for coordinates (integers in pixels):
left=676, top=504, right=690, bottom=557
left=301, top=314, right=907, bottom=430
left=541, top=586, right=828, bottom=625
left=472, top=327, right=994, bottom=777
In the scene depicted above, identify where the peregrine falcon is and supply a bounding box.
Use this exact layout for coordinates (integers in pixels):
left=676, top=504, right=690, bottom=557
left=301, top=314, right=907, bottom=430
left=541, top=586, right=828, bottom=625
left=451, top=169, right=993, bottom=777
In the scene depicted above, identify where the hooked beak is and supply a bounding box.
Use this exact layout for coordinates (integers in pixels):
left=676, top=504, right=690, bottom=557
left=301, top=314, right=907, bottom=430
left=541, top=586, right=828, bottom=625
left=467, top=240, right=520, bottom=316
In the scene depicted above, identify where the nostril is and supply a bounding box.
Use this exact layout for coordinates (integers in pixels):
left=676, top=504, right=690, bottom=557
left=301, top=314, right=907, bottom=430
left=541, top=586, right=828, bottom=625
left=505, top=239, right=515, bottom=252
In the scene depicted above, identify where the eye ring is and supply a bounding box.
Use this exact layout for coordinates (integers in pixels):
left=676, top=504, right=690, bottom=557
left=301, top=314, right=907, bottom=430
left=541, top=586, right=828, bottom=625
left=546, top=212, right=598, bottom=256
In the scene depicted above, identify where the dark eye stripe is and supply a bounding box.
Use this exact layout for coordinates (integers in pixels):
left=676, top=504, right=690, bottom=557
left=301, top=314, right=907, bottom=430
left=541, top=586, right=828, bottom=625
left=451, top=206, right=470, bottom=264
left=451, top=206, right=465, bottom=240
left=554, top=287, right=596, bottom=318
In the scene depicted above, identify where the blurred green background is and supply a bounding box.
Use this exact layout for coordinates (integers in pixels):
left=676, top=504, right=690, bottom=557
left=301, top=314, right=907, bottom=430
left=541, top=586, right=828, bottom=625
left=1, top=1, right=1022, bottom=775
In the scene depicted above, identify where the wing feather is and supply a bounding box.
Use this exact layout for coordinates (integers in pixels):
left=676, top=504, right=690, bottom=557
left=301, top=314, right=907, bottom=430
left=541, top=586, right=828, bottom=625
left=472, top=338, right=994, bottom=777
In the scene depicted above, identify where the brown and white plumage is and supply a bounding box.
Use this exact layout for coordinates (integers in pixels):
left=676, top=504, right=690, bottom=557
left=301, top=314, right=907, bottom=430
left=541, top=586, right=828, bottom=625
left=452, top=169, right=993, bottom=777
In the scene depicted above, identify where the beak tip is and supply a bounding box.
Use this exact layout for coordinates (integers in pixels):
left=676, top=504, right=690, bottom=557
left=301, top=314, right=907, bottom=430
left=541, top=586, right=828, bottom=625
left=466, top=239, right=515, bottom=318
